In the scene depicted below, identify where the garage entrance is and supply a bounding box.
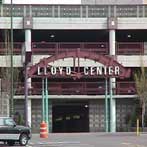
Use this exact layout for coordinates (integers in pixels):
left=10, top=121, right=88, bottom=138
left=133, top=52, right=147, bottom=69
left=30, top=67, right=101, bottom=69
left=52, top=102, right=89, bottom=132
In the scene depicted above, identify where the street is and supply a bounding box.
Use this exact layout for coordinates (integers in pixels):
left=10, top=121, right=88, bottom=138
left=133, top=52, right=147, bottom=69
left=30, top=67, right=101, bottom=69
left=1, top=132, right=147, bottom=147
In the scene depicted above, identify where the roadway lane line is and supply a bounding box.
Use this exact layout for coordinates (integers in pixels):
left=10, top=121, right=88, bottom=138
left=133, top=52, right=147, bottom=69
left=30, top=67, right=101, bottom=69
left=30, top=141, right=81, bottom=144
left=121, top=142, right=145, bottom=147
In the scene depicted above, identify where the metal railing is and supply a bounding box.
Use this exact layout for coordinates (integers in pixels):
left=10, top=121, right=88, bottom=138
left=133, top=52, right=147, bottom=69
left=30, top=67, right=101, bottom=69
left=117, top=42, right=144, bottom=55
left=0, top=4, right=147, bottom=18
left=0, top=42, right=23, bottom=55
left=32, top=42, right=109, bottom=55
left=0, top=42, right=144, bottom=55
left=116, top=81, right=136, bottom=95
left=13, top=81, right=136, bottom=95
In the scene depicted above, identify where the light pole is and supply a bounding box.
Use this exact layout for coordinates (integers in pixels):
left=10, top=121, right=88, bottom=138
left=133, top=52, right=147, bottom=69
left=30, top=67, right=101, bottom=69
left=45, top=78, right=49, bottom=131
left=41, top=77, right=49, bottom=132
left=10, top=0, right=14, bottom=117
left=24, top=63, right=29, bottom=126
left=105, top=77, right=109, bottom=132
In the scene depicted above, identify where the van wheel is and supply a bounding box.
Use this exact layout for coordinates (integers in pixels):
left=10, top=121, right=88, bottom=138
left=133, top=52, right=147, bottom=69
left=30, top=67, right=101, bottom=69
left=7, top=141, right=15, bottom=146
left=19, top=134, right=28, bottom=146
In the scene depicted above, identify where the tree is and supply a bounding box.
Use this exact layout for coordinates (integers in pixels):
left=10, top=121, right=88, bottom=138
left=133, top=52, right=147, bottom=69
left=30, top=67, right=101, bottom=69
left=0, top=30, right=11, bottom=116
left=134, top=66, right=147, bottom=129
left=0, top=30, right=19, bottom=116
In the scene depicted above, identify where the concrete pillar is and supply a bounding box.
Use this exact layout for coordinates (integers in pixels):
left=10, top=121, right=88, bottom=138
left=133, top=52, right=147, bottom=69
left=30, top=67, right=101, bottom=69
left=25, top=29, right=32, bottom=126
left=28, top=99, right=32, bottom=127
left=109, top=78, right=116, bottom=132
left=25, top=30, right=31, bottom=52
left=25, top=29, right=32, bottom=88
left=109, top=28, right=116, bottom=132
left=109, top=29, right=116, bottom=55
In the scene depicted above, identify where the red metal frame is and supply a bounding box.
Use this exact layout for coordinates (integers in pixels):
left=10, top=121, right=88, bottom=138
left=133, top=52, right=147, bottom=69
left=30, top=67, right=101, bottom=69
left=117, top=42, right=144, bottom=55
left=0, top=42, right=23, bottom=55
left=0, top=42, right=144, bottom=55
left=27, top=50, right=131, bottom=78
left=14, top=81, right=136, bottom=95
left=116, top=81, right=136, bottom=95
left=31, top=42, right=109, bottom=55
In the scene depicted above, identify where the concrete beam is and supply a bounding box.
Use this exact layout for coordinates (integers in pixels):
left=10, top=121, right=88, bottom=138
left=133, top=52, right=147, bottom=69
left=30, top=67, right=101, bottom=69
left=0, top=17, right=147, bottom=30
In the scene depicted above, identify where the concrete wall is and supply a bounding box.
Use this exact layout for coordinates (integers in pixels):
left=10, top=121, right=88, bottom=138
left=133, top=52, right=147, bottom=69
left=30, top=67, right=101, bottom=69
left=143, top=0, right=147, bottom=4
left=89, top=100, right=105, bottom=132
left=82, top=0, right=143, bottom=4
left=3, top=0, right=81, bottom=4
left=31, top=99, right=52, bottom=133
left=89, top=99, right=135, bottom=132
left=116, top=99, right=134, bottom=131
left=1, top=17, right=147, bottom=30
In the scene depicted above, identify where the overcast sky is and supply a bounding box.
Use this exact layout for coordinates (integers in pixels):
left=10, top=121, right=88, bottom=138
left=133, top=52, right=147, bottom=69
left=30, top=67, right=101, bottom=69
left=3, top=0, right=81, bottom=4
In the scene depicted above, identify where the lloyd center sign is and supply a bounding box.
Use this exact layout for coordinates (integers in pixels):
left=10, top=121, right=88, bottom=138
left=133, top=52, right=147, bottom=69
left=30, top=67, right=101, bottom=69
left=27, top=51, right=131, bottom=78
left=37, top=66, right=120, bottom=76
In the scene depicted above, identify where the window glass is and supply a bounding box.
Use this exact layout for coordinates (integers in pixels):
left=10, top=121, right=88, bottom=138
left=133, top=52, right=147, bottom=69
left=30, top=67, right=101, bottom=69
left=0, top=118, right=4, bottom=125
left=4, top=118, right=15, bottom=126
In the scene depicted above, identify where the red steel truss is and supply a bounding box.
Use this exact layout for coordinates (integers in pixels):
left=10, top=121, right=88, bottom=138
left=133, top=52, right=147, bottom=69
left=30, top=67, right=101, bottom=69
left=27, top=50, right=131, bottom=78
left=0, top=42, right=144, bottom=55
left=14, top=81, right=136, bottom=95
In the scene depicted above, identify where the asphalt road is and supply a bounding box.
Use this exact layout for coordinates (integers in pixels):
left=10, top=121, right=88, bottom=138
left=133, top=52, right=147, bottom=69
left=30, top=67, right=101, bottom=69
left=1, top=132, right=147, bottom=147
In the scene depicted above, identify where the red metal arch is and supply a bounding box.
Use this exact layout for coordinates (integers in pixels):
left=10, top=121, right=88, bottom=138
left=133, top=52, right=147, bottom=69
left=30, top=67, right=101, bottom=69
left=28, top=51, right=131, bottom=78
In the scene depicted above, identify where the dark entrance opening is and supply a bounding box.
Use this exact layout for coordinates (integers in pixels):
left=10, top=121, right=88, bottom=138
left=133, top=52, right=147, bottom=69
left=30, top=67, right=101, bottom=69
left=52, top=102, right=89, bottom=133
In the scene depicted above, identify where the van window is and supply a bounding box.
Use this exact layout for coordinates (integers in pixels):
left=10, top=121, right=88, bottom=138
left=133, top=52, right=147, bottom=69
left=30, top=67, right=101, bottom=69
left=0, top=118, right=4, bottom=125
left=4, top=118, right=15, bottom=126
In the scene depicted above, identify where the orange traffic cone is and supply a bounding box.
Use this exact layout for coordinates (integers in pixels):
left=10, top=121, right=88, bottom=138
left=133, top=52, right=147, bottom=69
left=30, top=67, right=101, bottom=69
left=40, top=121, right=48, bottom=138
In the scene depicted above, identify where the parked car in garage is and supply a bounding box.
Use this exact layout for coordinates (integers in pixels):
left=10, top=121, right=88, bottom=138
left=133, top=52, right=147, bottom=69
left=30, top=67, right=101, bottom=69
left=0, top=117, right=31, bottom=146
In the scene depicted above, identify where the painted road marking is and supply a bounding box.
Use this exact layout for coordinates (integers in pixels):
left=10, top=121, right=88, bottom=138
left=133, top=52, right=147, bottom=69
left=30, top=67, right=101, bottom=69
left=30, top=141, right=80, bottom=144
left=140, top=133, right=147, bottom=136
left=28, top=141, right=96, bottom=147
left=121, top=142, right=145, bottom=147
left=29, top=143, right=94, bottom=147
left=29, top=141, right=81, bottom=146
